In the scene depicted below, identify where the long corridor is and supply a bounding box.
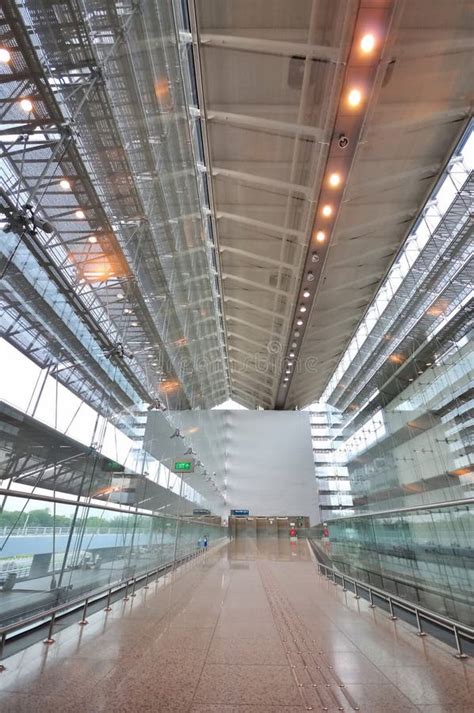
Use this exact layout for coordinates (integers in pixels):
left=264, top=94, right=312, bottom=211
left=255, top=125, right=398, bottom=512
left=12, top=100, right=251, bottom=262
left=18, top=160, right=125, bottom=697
left=0, top=540, right=472, bottom=712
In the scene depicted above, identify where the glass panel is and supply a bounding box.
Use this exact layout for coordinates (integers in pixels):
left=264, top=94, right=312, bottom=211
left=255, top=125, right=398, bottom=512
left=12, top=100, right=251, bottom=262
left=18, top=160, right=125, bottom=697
left=0, top=492, right=224, bottom=628
left=308, top=502, right=474, bottom=625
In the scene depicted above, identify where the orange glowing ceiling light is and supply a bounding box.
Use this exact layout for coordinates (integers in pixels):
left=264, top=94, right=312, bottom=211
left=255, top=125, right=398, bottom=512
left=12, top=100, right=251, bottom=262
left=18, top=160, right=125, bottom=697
left=159, top=379, right=180, bottom=394
left=154, top=79, right=170, bottom=99
left=360, top=33, right=376, bottom=54
left=347, top=88, right=362, bottom=107
left=71, top=253, right=124, bottom=283
left=328, top=173, right=342, bottom=188
left=20, top=98, right=33, bottom=113
left=449, top=466, right=474, bottom=477
left=426, top=298, right=449, bottom=317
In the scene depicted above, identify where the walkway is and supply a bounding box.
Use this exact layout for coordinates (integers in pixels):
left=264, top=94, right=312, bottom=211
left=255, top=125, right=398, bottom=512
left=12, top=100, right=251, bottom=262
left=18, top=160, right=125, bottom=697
left=0, top=539, right=473, bottom=712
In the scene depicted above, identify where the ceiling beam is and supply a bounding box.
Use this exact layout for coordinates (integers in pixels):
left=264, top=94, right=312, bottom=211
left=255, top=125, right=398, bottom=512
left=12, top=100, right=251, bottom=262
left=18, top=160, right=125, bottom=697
left=228, top=331, right=268, bottom=352
left=216, top=211, right=305, bottom=242
left=206, top=109, right=324, bottom=141
left=220, top=245, right=297, bottom=272
left=200, top=33, right=340, bottom=62
left=222, top=272, right=291, bottom=297
left=334, top=208, right=417, bottom=243
left=232, top=384, right=271, bottom=407
left=370, top=106, right=470, bottom=137
left=212, top=165, right=312, bottom=198
left=233, top=379, right=272, bottom=404
left=345, top=162, right=441, bottom=201
left=224, top=296, right=290, bottom=321
left=227, top=314, right=283, bottom=339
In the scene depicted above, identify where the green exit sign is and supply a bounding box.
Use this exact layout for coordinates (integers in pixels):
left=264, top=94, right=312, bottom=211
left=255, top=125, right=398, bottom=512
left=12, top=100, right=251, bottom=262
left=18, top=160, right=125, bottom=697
left=174, top=460, right=194, bottom=473
left=102, top=458, right=125, bottom=473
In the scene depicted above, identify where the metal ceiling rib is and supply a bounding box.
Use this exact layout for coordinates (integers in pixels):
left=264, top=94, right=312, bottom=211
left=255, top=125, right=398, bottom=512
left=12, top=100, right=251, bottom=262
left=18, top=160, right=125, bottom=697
left=187, top=0, right=357, bottom=408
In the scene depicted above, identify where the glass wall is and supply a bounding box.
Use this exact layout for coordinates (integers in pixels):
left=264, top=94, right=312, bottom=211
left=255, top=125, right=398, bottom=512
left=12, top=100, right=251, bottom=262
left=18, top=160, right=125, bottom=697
left=308, top=123, right=473, bottom=626
left=309, top=502, right=473, bottom=625
left=343, top=335, right=473, bottom=513
left=0, top=492, right=223, bottom=629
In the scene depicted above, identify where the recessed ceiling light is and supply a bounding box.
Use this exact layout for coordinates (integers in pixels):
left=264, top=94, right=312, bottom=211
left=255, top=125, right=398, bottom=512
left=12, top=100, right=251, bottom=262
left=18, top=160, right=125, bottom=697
left=348, top=88, right=362, bottom=107
left=286, top=369, right=291, bottom=374
left=284, top=377, right=289, bottom=382
left=299, top=305, right=307, bottom=313
left=20, top=98, right=33, bottom=113
left=296, top=319, right=303, bottom=326
left=303, top=289, right=310, bottom=298
left=288, top=362, right=293, bottom=367
left=360, top=33, right=376, bottom=54
left=0, top=48, right=11, bottom=63
left=328, top=173, right=341, bottom=188
left=75, top=210, right=85, bottom=219
left=307, top=271, right=314, bottom=281
left=60, top=178, right=71, bottom=191
left=315, top=231, right=326, bottom=243
left=131, top=321, right=138, bottom=327
left=322, top=205, right=333, bottom=218
left=294, top=331, right=300, bottom=338
left=289, top=352, right=295, bottom=358
left=88, top=235, right=97, bottom=244
left=116, top=292, right=124, bottom=300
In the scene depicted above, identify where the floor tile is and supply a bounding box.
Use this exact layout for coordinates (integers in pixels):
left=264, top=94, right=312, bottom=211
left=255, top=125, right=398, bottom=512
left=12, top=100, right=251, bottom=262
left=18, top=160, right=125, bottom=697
left=206, top=636, right=288, bottom=666
left=194, top=664, right=302, bottom=706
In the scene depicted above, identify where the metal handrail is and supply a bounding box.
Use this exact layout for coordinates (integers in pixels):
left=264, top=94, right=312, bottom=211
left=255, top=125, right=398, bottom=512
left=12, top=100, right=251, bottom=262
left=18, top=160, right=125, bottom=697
left=0, top=537, right=228, bottom=669
left=315, top=560, right=474, bottom=659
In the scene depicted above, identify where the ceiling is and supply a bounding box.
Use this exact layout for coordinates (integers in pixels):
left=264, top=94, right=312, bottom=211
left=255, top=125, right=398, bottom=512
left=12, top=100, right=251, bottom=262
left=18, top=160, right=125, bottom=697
left=191, top=0, right=473, bottom=409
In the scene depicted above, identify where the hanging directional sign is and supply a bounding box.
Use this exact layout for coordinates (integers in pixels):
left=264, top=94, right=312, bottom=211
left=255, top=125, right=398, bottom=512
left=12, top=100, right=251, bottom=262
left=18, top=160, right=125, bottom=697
left=173, top=459, right=194, bottom=473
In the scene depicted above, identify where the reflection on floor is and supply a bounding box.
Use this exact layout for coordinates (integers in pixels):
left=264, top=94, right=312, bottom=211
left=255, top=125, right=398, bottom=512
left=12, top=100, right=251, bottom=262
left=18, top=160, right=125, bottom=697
left=0, top=538, right=473, bottom=712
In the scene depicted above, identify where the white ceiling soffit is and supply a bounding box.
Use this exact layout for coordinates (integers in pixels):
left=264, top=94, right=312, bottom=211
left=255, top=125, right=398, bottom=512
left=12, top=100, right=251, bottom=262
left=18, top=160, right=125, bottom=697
left=193, top=0, right=473, bottom=409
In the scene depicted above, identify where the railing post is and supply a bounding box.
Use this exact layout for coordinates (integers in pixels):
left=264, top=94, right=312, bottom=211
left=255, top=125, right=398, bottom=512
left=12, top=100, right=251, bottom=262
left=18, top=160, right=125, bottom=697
left=453, top=627, right=468, bottom=659
left=332, top=570, right=338, bottom=586
left=130, top=578, right=137, bottom=597
left=43, top=612, right=56, bottom=644
left=388, top=597, right=397, bottom=621
left=368, top=589, right=376, bottom=608
left=123, top=580, right=130, bottom=601
left=104, top=588, right=112, bottom=612
left=0, top=631, right=6, bottom=671
left=78, top=598, right=89, bottom=626
left=354, top=582, right=360, bottom=600
left=415, top=609, right=426, bottom=636
left=342, top=575, right=347, bottom=592
left=143, top=573, right=150, bottom=590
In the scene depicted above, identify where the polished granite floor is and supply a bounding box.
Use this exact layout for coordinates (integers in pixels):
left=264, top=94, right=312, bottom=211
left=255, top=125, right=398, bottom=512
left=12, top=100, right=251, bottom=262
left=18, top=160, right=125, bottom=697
left=0, top=538, right=473, bottom=712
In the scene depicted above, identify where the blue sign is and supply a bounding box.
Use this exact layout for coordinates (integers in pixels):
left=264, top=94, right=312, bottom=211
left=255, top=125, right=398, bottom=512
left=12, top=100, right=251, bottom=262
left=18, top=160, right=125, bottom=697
left=231, top=509, right=250, bottom=517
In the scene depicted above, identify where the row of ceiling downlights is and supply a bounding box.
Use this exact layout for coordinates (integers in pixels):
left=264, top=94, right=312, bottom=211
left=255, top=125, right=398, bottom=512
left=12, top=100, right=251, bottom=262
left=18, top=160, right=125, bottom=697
left=283, top=32, right=377, bottom=389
